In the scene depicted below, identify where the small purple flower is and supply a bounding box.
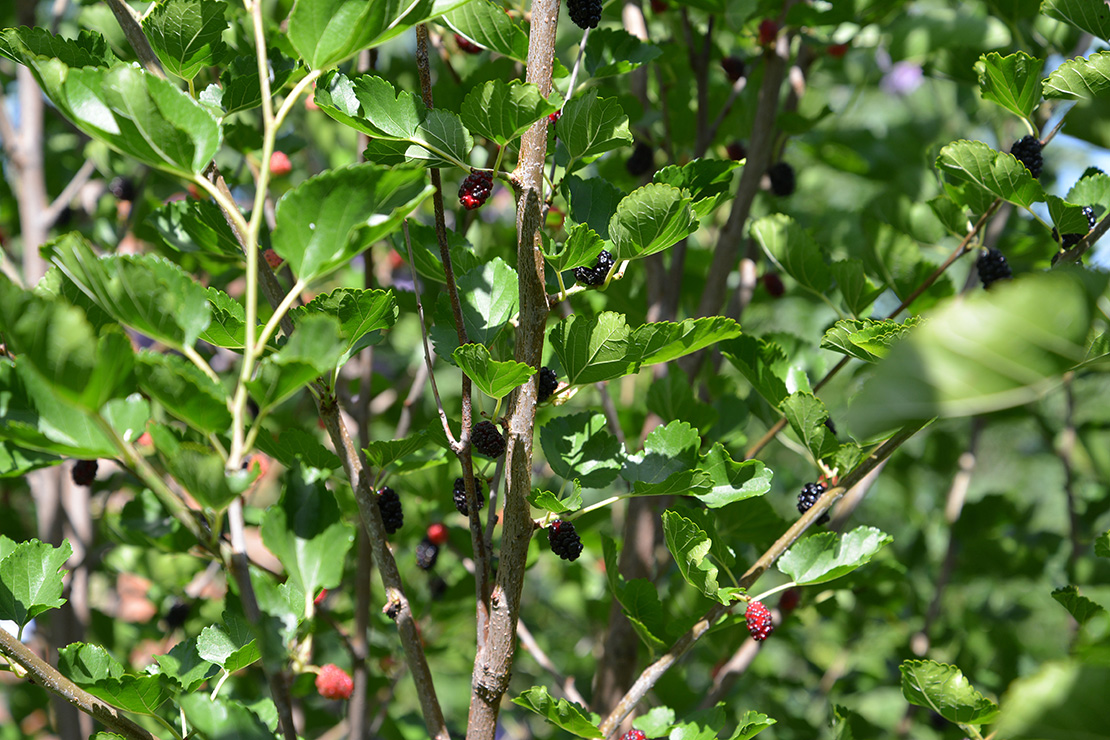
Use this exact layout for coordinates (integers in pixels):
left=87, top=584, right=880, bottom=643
left=882, top=61, right=924, bottom=95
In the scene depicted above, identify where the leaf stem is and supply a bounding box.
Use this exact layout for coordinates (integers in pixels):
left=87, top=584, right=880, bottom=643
left=570, top=493, right=627, bottom=520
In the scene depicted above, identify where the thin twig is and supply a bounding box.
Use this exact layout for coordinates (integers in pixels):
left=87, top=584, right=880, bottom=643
left=517, top=618, right=589, bottom=706
left=42, top=159, right=97, bottom=229
left=104, top=0, right=165, bottom=78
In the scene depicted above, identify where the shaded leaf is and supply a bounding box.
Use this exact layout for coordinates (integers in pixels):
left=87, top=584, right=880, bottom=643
left=936, top=139, right=1045, bottom=208
left=752, top=214, right=832, bottom=293
left=512, top=686, right=604, bottom=738
left=142, top=0, right=229, bottom=81
left=453, top=343, right=536, bottom=400
left=608, top=184, right=699, bottom=262
left=694, top=444, right=773, bottom=508
left=778, top=527, right=893, bottom=586
left=976, top=51, right=1044, bottom=119
left=0, top=539, right=72, bottom=630
left=821, top=318, right=921, bottom=363
left=540, top=413, right=623, bottom=489
left=1043, top=50, right=1110, bottom=100
left=1051, top=586, right=1107, bottom=625
left=900, top=660, right=1000, bottom=726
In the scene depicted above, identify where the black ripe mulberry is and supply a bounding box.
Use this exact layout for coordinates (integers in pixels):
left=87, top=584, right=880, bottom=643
left=72, top=459, right=98, bottom=486
left=538, top=367, right=558, bottom=402
left=976, top=248, right=1012, bottom=288
left=453, top=476, right=486, bottom=517
left=377, top=486, right=404, bottom=534
left=745, top=600, right=774, bottom=641
left=1054, top=205, right=1097, bottom=249
left=721, top=56, right=746, bottom=82
left=626, top=143, right=654, bottom=177
left=415, top=537, right=439, bottom=570
left=767, top=162, right=795, bottom=196
left=548, top=519, right=584, bottom=561
left=797, top=482, right=829, bottom=525
left=459, top=170, right=494, bottom=210
left=574, top=250, right=615, bottom=286
left=1010, top=135, right=1043, bottom=179
left=472, top=420, right=506, bottom=458
left=567, top=0, right=602, bottom=29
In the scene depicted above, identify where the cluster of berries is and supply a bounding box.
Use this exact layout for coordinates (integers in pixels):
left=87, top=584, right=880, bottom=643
left=548, top=519, right=584, bottom=561
left=1010, top=135, right=1043, bottom=178
left=538, top=367, right=558, bottom=402
left=797, top=482, right=830, bottom=525
left=377, top=487, right=404, bottom=534
left=473, top=420, right=506, bottom=458
left=416, top=523, right=450, bottom=570
left=567, top=0, right=602, bottom=29
left=574, top=250, right=615, bottom=286
left=459, top=170, right=494, bottom=210
left=453, top=476, right=485, bottom=517
left=976, top=248, right=1012, bottom=289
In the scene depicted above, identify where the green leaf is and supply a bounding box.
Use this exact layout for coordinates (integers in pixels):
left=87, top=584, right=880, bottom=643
left=1042, top=0, right=1110, bottom=41
left=608, top=184, right=699, bottom=262
left=0, top=442, right=58, bottom=478
left=260, top=471, right=355, bottom=600
left=661, top=510, right=730, bottom=604
left=848, top=270, right=1105, bottom=436
left=556, top=90, right=633, bottom=168
left=548, top=312, right=635, bottom=385
left=0, top=27, right=117, bottom=69
left=153, top=638, right=217, bottom=692
left=197, top=612, right=260, bottom=672
left=144, top=199, right=243, bottom=260
left=646, top=373, right=718, bottom=431
left=362, top=430, right=430, bottom=470
left=180, top=693, right=274, bottom=740
left=461, top=80, right=557, bottom=146
left=935, top=139, right=1045, bottom=208
left=752, top=214, right=832, bottom=293
left=695, top=444, right=772, bottom=508
left=199, top=287, right=248, bottom=350
left=652, top=158, right=738, bottom=218
left=778, top=526, right=893, bottom=586
left=621, top=421, right=710, bottom=493
left=452, top=344, right=536, bottom=400
left=155, top=435, right=243, bottom=512
left=995, top=662, right=1110, bottom=739
left=719, top=334, right=791, bottom=407
left=899, top=660, right=1000, bottom=726
left=731, top=710, right=777, bottom=740
left=444, top=0, right=530, bottom=65
left=1052, top=586, right=1107, bottom=625
left=539, top=413, right=623, bottom=489
left=618, top=579, right=669, bottom=652
left=290, top=288, right=398, bottom=369
left=142, top=0, right=229, bottom=81
left=528, top=483, right=585, bottom=514
left=633, top=317, right=743, bottom=367
left=633, top=706, right=677, bottom=737
left=134, top=352, right=230, bottom=435
left=1047, top=194, right=1096, bottom=235
left=975, top=51, right=1044, bottom=119
left=781, top=392, right=838, bottom=463
left=255, top=429, right=342, bottom=473
left=287, top=0, right=388, bottom=69
left=821, top=318, right=921, bottom=363
left=543, top=223, right=607, bottom=273
left=512, top=686, right=604, bottom=738
left=58, top=643, right=125, bottom=684
left=565, top=176, right=625, bottom=240
left=0, top=539, right=72, bottom=630
left=1067, top=172, right=1110, bottom=214
left=314, top=72, right=472, bottom=167
left=213, top=50, right=299, bottom=115
left=829, top=260, right=884, bottom=317
left=272, top=164, right=434, bottom=284
left=1043, top=50, right=1110, bottom=100
left=582, top=28, right=662, bottom=78
left=247, top=315, right=345, bottom=413
left=1097, top=531, right=1110, bottom=558
left=45, top=233, right=212, bottom=352
left=429, top=258, right=519, bottom=358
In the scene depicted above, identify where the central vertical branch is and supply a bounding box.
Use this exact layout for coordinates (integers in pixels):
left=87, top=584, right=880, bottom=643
left=466, top=0, right=559, bottom=736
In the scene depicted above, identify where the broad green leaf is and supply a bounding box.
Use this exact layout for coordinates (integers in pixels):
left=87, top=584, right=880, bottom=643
left=452, top=344, right=536, bottom=399
left=461, top=80, right=557, bottom=146
left=848, top=270, right=1105, bottom=436
left=719, top=334, right=791, bottom=407
left=1097, top=531, right=1110, bottom=558
left=512, top=686, right=604, bottom=738
left=633, top=706, right=677, bottom=737
left=752, top=214, right=832, bottom=293
left=135, top=352, right=231, bottom=435
left=154, top=433, right=244, bottom=512
left=429, top=258, right=519, bottom=358
left=271, top=164, right=433, bottom=283
left=548, top=312, right=635, bottom=385
left=58, top=643, right=125, bottom=684
left=1043, top=50, right=1110, bottom=100
left=632, top=316, right=743, bottom=367
left=287, top=0, right=389, bottom=69
left=661, top=510, right=730, bottom=604
left=995, top=662, right=1110, bottom=739
left=362, top=430, right=430, bottom=470
left=290, top=288, right=398, bottom=369
left=731, top=710, right=777, bottom=740
left=197, top=612, right=260, bottom=672
left=1067, top=172, right=1110, bottom=214
left=646, top=373, right=719, bottom=431
left=1042, top=0, right=1110, bottom=41
left=781, top=392, right=838, bottom=463
left=695, top=444, right=772, bottom=508
left=1047, top=194, right=1096, bottom=235
left=144, top=199, right=243, bottom=261
left=821, top=318, right=921, bottom=363
left=975, top=51, right=1044, bottom=119
left=246, top=315, right=345, bottom=414
left=45, top=233, right=211, bottom=352
left=212, top=50, right=299, bottom=115
left=0, top=42, right=219, bottom=176
left=444, top=0, right=530, bottom=65
left=565, top=176, right=625, bottom=240
left=556, top=90, right=633, bottom=168
left=255, top=429, right=342, bottom=472
left=539, top=413, right=623, bottom=489
left=543, top=223, right=607, bottom=273
left=652, top=158, right=738, bottom=218
left=199, top=287, right=248, bottom=350
left=101, top=395, right=150, bottom=445
left=0, top=27, right=117, bottom=69
left=528, top=483, right=585, bottom=514
left=583, top=28, right=662, bottom=78
left=829, top=260, right=884, bottom=317
left=608, top=184, right=699, bottom=262
left=153, top=639, right=217, bottom=692
left=142, top=0, right=229, bottom=81
left=1051, top=586, right=1107, bottom=625
left=314, top=72, right=473, bottom=168
left=936, top=139, right=1045, bottom=207
left=0, top=539, right=72, bottom=630
left=621, top=420, right=701, bottom=485
left=0, top=275, right=135, bottom=414
left=619, top=579, right=669, bottom=651
left=900, top=660, right=1000, bottom=725
left=180, top=693, right=274, bottom=740
left=0, top=442, right=58, bottom=478
left=777, top=526, right=893, bottom=585
left=261, top=471, right=355, bottom=600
